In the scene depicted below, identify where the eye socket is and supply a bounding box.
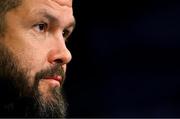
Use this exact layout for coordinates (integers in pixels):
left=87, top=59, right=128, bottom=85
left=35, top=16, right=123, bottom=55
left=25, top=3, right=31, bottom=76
left=33, top=23, right=48, bottom=33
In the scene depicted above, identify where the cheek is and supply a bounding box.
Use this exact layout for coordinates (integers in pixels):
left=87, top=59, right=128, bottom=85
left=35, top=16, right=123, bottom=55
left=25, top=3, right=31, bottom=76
left=11, top=45, right=47, bottom=80
left=18, top=49, right=48, bottom=86
left=20, top=49, right=41, bottom=67
left=25, top=50, right=47, bottom=73
left=4, top=32, right=45, bottom=70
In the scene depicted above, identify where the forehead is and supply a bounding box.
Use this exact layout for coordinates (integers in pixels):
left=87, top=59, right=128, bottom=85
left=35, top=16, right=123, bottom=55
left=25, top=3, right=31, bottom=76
left=51, top=0, right=72, bottom=7
left=19, top=0, right=74, bottom=20
left=5, top=0, right=75, bottom=31
left=22, top=0, right=73, bottom=8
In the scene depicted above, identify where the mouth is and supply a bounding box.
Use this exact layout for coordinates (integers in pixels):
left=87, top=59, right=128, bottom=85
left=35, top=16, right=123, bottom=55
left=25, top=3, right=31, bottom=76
left=44, top=75, right=62, bottom=81
left=43, top=75, right=63, bottom=87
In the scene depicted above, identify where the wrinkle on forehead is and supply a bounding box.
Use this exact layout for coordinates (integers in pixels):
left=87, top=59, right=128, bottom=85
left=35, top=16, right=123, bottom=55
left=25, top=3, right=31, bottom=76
left=51, top=0, right=72, bottom=7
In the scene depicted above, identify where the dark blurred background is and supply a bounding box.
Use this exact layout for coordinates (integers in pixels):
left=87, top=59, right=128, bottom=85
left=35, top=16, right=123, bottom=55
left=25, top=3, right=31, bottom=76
left=64, top=0, right=180, bottom=117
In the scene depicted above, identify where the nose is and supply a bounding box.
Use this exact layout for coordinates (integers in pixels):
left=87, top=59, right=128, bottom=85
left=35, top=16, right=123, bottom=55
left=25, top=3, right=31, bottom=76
left=47, top=39, right=72, bottom=65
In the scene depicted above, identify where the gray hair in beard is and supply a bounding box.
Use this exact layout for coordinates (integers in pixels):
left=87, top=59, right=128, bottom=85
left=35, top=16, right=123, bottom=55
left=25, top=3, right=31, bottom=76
left=0, top=43, right=67, bottom=118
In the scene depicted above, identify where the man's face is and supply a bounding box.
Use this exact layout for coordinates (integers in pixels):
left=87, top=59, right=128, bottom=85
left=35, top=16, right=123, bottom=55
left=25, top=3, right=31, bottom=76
left=0, top=0, right=75, bottom=117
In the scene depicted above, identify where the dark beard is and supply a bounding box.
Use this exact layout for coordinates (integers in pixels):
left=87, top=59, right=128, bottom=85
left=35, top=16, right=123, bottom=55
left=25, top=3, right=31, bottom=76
left=0, top=44, right=67, bottom=118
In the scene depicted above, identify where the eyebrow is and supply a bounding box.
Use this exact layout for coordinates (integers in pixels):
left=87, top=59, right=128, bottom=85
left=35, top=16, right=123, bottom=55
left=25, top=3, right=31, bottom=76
left=35, top=9, right=76, bottom=30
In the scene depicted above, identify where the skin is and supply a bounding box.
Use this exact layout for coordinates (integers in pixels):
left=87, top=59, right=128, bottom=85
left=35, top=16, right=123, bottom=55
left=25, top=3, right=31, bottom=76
left=1, top=0, right=75, bottom=100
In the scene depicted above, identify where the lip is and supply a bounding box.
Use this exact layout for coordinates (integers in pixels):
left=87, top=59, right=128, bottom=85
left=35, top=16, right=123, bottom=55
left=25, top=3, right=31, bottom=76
left=44, top=75, right=63, bottom=84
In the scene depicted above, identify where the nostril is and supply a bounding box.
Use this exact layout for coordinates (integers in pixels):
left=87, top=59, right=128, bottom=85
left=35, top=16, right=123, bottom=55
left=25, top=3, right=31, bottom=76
left=54, top=59, right=63, bottom=64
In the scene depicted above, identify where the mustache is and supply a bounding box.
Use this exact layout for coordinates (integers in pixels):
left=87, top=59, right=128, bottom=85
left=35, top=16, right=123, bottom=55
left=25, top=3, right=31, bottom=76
left=35, top=64, right=65, bottom=82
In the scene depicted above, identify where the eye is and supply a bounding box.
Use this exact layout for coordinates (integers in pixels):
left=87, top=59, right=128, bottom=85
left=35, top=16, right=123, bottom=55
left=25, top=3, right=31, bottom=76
left=62, top=29, right=70, bottom=38
left=33, top=23, right=48, bottom=33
